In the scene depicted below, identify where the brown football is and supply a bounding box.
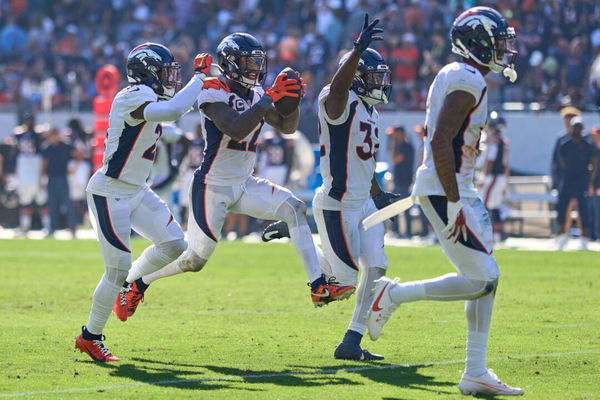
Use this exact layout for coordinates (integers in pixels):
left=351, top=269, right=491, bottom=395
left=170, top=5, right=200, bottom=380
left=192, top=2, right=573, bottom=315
left=273, top=67, right=301, bottom=116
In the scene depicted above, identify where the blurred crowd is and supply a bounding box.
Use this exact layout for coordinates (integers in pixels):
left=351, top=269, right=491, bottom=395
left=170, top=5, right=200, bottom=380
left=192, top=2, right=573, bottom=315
left=2, top=0, right=600, bottom=119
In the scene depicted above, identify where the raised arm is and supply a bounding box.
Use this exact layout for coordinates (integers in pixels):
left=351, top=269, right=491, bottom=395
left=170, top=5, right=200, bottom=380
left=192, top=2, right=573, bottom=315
left=324, top=14, right=383, bottom=121
left=130, top=53, right=212, bottom=121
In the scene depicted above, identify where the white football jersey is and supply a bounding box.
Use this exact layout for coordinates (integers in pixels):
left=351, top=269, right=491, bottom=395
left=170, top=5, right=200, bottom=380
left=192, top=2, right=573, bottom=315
left=98, top=85, right=163, bottom=186
left=195, top=83, right=265, bottom=186
left=315, top=85, right=380, bottom=208
left=413, top=62, right=488, bottom=199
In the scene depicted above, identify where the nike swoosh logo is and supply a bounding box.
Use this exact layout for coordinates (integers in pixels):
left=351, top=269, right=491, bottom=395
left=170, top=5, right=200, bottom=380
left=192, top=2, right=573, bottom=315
left=372, top=282, right=390, bottom=311
left=264, top=231, right=278, bottom=240
left=313, top=288, right=329, bottom=298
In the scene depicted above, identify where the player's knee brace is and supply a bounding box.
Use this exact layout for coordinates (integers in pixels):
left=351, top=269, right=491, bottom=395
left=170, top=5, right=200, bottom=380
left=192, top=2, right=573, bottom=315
left=157, top=238, right=187, bottom=261
left=178, top=250, right=207, bottom=272
left=275, top=197, right=308, bottom=228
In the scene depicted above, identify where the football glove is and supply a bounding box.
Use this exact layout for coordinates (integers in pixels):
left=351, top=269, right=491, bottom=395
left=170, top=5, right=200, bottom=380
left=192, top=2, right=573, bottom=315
left=295, top=71, right=307, bottom=98
left=353, top=13, right=384, bottom=53
left=264, top=72, right=301, bottom=102
left=194, top=53, right=212, bottom=78
left=373, top=191, right=402, bottom=210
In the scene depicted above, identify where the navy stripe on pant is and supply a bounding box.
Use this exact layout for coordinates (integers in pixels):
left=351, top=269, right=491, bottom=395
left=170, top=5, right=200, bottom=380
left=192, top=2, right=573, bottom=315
left=191, top=174, right=217, bottom=242
left=322, top=209, right=358, bottom=271
left=92, top=194, right=130, bottom=253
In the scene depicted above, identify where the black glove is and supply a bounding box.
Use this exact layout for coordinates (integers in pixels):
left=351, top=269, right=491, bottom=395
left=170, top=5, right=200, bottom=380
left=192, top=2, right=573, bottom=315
left=373, top=191, right=402, bottom=210
left=353, top=13, right=384, bottom=53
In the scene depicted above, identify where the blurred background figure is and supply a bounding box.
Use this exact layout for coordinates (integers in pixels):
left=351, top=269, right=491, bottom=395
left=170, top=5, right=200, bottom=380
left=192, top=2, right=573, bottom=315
left=555, top=116, right=597, bottom=250
left=481, top=112, right=510, bottom=242
left=176, top=123, right=205, bottom=225
left=551, top=106, right=581, bottom=193
left=588, top=127, right=600, bottom=242
left=148, top=123, right=184, bottom=212
left=387, top=125, right=414, bottom=238
left=13, top=113, right=49, bottom=235
left=41, top=127, right=78, bottom=237
left=66, top=118, right=92, bottom=226
left=412, top=124, right=433, bottom=242
left=258, top=129, right=294, bottom=187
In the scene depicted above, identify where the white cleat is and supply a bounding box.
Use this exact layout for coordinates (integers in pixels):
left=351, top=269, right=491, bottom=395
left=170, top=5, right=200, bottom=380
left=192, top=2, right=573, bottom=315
left=366, top=277, right=400, bottom=341
left=458, top=369, right=524, bottom=396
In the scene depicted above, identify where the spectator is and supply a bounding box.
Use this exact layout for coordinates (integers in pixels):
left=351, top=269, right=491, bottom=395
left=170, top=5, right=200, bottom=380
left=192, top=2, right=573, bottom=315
left=387, top=125, right=414, bottom=238
left=481, top=113, right=510, bottom=242
left=258, top=130, right=294, bottom=187
left=41, top=127, right=78, bottom=237
left=555, top=116, right=597, bottom=250
left=551, top=106, right=581, bottom=191
left=589, top=127, right=600, bottom=241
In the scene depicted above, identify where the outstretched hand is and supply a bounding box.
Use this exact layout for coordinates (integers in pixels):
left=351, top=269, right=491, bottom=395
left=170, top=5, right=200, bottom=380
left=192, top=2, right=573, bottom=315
left=353, top=13, right=384, bottom=53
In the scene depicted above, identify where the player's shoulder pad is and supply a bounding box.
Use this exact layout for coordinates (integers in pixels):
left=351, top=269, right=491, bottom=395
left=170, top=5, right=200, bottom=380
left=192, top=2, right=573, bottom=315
left=115, top=84, right=157, bottom=108
left=198, top=78, right=232, bottom=106
left=202, top=77, right=230, bottom=92
left=318, top=84, right=331, bottom=104
left=444, top=62, right=486, bottom=101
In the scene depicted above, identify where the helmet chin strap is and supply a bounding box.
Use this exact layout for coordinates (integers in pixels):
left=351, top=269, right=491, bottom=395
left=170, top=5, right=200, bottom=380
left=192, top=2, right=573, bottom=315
left=360, top=89, right=387, bottom=106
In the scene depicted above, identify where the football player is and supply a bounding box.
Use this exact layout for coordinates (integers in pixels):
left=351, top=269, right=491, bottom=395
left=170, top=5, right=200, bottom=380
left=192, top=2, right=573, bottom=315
left=13, top=114, right=50, bottom=235
left=115, top=33, right=354, bottom=321
left=366, top=7, right=524, bottom=396
left=75, top=43, right=212, bottom=362
left=262, top=15, right=401, bottom=361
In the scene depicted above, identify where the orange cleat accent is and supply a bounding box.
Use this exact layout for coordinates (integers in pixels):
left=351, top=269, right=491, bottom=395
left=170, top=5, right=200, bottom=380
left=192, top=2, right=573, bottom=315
left=113, top=281, right=145, bottom=322
left=311, top=283, right=356, bottom=307
left=75, top=329, right=120, bottom=362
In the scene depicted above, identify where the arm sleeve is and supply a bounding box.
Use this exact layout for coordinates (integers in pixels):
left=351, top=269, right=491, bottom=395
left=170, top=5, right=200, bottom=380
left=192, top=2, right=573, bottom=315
left=143, top=76, right=204, bottom=122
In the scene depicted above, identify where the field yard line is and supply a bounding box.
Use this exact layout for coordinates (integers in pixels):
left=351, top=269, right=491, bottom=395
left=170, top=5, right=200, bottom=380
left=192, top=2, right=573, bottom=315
left=543, top=323, right=594, bottom=328
left=1, top=349, right=599, bottom=397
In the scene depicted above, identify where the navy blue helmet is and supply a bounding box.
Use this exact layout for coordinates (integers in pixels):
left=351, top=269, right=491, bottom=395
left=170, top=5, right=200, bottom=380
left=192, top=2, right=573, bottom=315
left=451, top=7, right=517, bottom=78
left=126, top=43, right=181, bottom=99
left=216, top=33, right=267, bottom=88
left=340, top=48, right=391, bottom=105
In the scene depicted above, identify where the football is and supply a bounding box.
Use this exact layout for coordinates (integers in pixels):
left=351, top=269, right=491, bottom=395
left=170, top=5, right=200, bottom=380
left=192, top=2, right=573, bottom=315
left=273, top=67, right=301, bottom=116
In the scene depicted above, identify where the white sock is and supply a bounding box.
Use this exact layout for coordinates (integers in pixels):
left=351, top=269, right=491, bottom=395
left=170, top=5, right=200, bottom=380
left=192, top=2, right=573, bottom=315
left=348, top=266, right=385, bottom=334
left=142, top=260, right=185, bottom=284
left=389, top=281, right=427, bottom=304
left=465, top=331, right=488, bottom=377
left=315, top=245, right=334, bottom=278
left=86, top=275, right=121, bottom=335
left=41, top=213, right=50, bottom=231
left=20, top=214, right=31, bottom=232
left=289, top=225, right=322, bottom=282
left=126, top=243, right=178, bottom=283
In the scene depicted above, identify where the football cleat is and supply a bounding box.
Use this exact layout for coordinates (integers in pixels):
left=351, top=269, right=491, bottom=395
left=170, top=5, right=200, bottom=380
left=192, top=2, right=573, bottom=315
left=334, top=341, right=384, bottom=361
left=366, top=276, right=400, bottom=341
left=261, top=220, right=289, bottom=242
left=311, top=280, right=355, bottom=307
left=75, top=327, right=120, bottom=362
left=458, top=369, right=524, bottom=396
left=113, top=280, right=145, bottom=322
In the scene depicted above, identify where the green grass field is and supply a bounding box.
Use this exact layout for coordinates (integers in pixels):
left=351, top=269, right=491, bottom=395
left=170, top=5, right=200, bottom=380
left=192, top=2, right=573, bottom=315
left=0, top=239, right=598, bottom=399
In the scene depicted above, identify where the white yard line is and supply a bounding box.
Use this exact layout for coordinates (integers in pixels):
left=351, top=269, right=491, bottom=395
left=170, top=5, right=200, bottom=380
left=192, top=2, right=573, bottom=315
left=2, top=349, right=599, bottom=397
left=543, top=323, right=595, bottom=328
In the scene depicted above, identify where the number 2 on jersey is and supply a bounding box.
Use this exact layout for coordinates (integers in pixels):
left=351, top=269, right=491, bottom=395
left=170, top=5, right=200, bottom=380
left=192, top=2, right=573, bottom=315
left=226, top=122, right=264, bottom=152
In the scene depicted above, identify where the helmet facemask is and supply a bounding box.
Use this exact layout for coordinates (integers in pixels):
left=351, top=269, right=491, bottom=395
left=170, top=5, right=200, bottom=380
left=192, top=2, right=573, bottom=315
left=356, top=66, right=391, bottom=105
left=224, top=50, right=267, bottom=88
left=158, top=62, right=182, bottom=99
